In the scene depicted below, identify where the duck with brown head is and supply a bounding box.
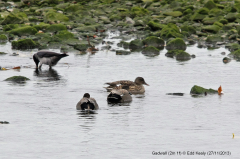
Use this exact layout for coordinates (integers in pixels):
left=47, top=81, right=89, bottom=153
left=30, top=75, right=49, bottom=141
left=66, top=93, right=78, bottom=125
left=104, top=77, right=149, bottom=94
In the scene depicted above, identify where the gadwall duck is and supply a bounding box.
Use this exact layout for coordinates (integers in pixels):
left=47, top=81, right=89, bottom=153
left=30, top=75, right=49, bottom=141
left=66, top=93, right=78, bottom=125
left=107, top=89, right=132, bottom=103
left=104, top=77, right=149, bottom=94
left=76, top=93, right=99, bottom=110
left=33, top=51, right=68, bottom=69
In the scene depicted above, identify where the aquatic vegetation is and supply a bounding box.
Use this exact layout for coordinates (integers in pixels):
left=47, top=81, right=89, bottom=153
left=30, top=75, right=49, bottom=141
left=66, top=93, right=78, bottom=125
left=43, top=10, right=69, bottom=23
left=0, top=34, right=7, bottom=42
left=160, top=23, right=183, bottom=38
left=4, top=76, right=30, bottom=82
left=117, top=41, right=129, bottom=49
left=166, top=38, right=186, bottom=51
left=54, top=30, right=74, bottom=40
left=142, top=36, right=164, bottom=48
left=202, top=25, right=220, bottom=33
left=74, top=44, right=89, bottom=51
left=8, top=26, right=38, bottom=36
left=228, top=49, right=240, bottom=59
left=116, top=50, right=131, bottom=55
left=225, top=13, right=237, bottom=22
left=32, top=23, right=50, bottom=31
left=165, top=50, right=191, bottom=61
left=129, top=39, right=143, bottom=50
left=206, top=35, right=223, bottom=43
left=180, top=25, right=196, bottom=34
left=147, top=21, right=166, bottom=31
left=1, top=12, right=28, bottom=25
left=45, top=24, right=67, bottom=32
left=163, top=11, right=183, bottom=17
left=142, top=46, right=160, bottom=56
left=0, top=0, right=239, bottom=60
left=3, top=24, right=19, bottom=31
left=0, top=52, right=7, bottom=55
left=12, top=38, right=38, bottom=50
left=190, top=85, right=218, bottom=95
left=204, top=0, right=217, bottom=10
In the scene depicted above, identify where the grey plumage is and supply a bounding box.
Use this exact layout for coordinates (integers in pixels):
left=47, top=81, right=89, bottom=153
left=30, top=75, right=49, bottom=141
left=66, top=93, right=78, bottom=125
left=33, top=51, right=68, bottom=69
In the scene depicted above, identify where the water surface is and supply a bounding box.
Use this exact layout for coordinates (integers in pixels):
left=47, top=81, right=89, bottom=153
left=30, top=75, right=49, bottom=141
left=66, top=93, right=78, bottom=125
left=1, top=34, right=240, bottom=158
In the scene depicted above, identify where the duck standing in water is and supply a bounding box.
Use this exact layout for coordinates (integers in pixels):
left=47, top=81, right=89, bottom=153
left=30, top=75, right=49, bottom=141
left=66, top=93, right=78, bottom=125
left=107, top=89, right=132, bottom=103
left=76, top=93, right=99, bottom=110
left=104, top=77, right=149, bottom=94
left=33, top=51, right=69, bottom=69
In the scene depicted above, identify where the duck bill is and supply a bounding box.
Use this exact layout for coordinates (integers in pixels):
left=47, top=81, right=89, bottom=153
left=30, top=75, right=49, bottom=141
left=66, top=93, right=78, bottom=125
left=144, top=82, right=149, bottom=86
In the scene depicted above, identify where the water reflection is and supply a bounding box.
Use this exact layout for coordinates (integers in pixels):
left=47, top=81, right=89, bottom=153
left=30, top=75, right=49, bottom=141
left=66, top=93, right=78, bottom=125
left=7, top=82, right=27, bottom=86
left=34, top=68, right=61, bottom=81
left=107, top=102, right=132, bottom=107
left=76, top=111, right=96, bottom=132
left=77, top=110, right=98, bottom=117
left=134, top=94, right=145, bottom=98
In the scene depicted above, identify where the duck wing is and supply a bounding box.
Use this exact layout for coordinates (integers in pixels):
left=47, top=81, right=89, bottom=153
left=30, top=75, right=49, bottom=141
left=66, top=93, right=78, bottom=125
left=105, top=80, right=135, bottom=86
left=107, top=89, right=132, bottom=103
left=104, top=80, right=135, bottom=91
left=111, top=89, right=130, bottom=95
left=89, top=98, right=99, bottom=110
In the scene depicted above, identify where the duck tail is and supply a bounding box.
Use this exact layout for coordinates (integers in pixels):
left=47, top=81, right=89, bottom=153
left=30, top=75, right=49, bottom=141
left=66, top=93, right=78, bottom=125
left=81, top=101, right=95, bottom=110
left=103, top=87, right=113, bottom=92
left=107, top=93, right=122, bottom=103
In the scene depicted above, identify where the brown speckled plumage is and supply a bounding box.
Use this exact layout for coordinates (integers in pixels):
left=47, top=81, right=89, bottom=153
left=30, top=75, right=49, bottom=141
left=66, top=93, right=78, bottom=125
left=104, top=77, right=149, bottom=94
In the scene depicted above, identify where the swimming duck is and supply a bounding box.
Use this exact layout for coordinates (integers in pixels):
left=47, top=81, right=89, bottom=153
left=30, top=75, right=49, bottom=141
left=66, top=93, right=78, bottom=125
left=104, top=77, right=149, bottom=94
left=33, top=51, right=68, bottom=69
left=107, top=89, right=132, bottom=103
left=76, top=93, right=99, bottom=110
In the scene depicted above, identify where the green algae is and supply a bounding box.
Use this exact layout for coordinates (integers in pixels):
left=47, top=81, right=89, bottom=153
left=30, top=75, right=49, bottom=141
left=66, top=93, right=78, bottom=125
left=8, top=26, right=38, bottom=36
left=190, top=85, right=218, bottom=95
left=142, top=36, right=164, bottom=48
left=4, top=76, right=30, bottom=83
left=129, top=39, right=143, bottom=50
left=142, top=46, right=160, bottom=56
left=12, top=38, right=38, bottom=50
left=166, top=38, right=186, bottom=51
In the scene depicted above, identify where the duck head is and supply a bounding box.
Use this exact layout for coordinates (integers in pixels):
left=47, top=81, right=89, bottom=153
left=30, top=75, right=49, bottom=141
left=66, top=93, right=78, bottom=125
left=33, top=54, right=39, bottom=68
left=83, top=93, right=90, bottom=98
left=135, top=77, right=149, bottom=86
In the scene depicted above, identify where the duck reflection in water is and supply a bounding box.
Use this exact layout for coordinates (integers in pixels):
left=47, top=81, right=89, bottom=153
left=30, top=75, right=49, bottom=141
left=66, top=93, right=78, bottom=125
left=34, top=68, right=61, bottom=81
left=77, top=111, right=96, bottom=132
left=77, top=110, right=97, bottom=117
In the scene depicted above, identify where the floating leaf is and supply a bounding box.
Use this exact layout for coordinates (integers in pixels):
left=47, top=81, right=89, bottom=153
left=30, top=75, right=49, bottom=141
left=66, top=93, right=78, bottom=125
left=12, top=66, right=21, bottom=69
left=218, top=85, right=222, bottom=95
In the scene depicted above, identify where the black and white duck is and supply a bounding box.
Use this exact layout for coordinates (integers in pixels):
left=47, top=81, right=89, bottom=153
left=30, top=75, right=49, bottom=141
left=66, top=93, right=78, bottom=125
left=33, top=51, right=68, bottom=69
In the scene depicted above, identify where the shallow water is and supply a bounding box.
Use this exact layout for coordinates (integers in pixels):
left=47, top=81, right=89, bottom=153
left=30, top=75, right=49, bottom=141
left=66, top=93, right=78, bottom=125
left=1, top=32, right=240, bottom=158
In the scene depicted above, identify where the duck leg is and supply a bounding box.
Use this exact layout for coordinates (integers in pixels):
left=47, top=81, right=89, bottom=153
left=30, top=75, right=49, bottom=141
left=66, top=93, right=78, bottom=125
left=38, top=62, right=42, bottom=69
